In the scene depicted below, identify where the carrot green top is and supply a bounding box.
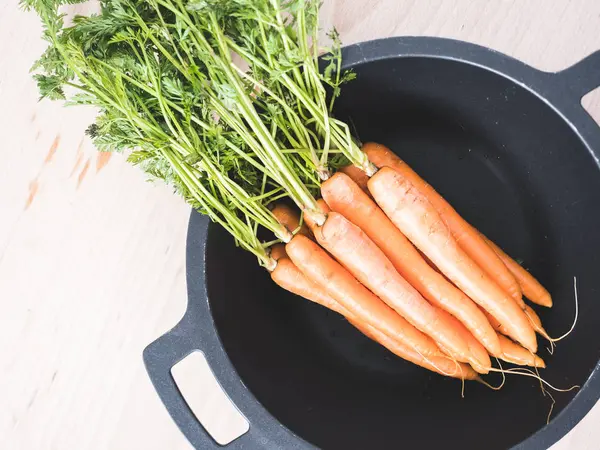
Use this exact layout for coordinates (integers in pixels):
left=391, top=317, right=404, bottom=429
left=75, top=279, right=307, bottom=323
left=22, top=0, right=364, bottom=266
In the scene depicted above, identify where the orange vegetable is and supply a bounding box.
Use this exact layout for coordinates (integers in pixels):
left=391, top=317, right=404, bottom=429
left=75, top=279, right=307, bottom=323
left=339, top=164, right=370, bottom=194
left=523, top=305, right=553, bottom=343
left=321, top=172, right=500, bottom=358
left=483, top=236, right=553, bottom=308
left=271, top=203, right=311, bottom=237
left=482, top=308, right=508, bottom=335
left=483, top=295, right=550, bottom=341
left=497, top=334, right=546, bottom=368
left=270, top=243, right=288, bottom=261
left=286, top=234, right=447, bottom=359
left=271, top=256, right=347, bottom=316
left=271, top=256, right=476, bottom=379
left=303, top=198, right=330, bottom=229
left=305, top=209, right=489, bottom=371
left=349, top=317, right=478, bottom=379
left=478, top=307, right=545, bottom=367
left=368, top=167, right=537, bottom=353
left=523, top=305, right=548, bottom=335
left=364, top=142, right=524, bottom=308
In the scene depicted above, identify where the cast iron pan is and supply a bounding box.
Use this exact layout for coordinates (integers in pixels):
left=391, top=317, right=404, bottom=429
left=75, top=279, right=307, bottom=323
left=143, top=37, right=600, bottom=450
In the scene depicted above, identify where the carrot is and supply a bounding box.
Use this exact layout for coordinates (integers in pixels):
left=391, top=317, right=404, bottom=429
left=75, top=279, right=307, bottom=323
left=271, top=203, right=311, bottom=237
left=524, top=305, right=546, bottom=334
left=363, top=142, right=524, bottom=308
left=340, top=167, right=452, bottom=280
left=270, top=243, right=288, bottom=261
left=417, top=249, right=442, bottom=274
left=271, top=257, right=347, bottom=316
left=321, top=172, right=500, bottom=357
left=482, top=308, right=508, bottom=336
left=348, top=317, right=477, bottom=379
left=271, top=256, right=476, bottom=379
left=368, top=167, right=537, bottom=353
left=303, top=198, right=331, bottom=229
left=483, top=236, right=553, bottom=308
left=305, top=209, right=489, bottom=371
left=483, top=297, right=550, bottom=341
left=270, top=203, right=309, bottom=260
left=497, top=334, right=546, bottom=368
left=308, top=200, right=488, bottom=372
left=340, top=166, right=444, bottom=275
left=444, top=312, right=493, bottom=372
left=339, top=165, right=370, bottom=194
left=273, top=207, right=475, bottom=377
left=524, top=305, right=552, bottom=341
left=286, top=234, right=447, bottom=359
left=478, top=308, right=545, bottom=367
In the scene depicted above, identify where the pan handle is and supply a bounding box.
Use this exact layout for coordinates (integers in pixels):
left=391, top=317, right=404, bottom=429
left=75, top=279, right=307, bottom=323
left=556, top=50, right=600, bottom=99
left=143, top=325, right=253, bottom=449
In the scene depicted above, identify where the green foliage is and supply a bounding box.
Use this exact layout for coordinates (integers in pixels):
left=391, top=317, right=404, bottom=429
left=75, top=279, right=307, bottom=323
left=24, top=0, right=359, bottom=266
left=33, top=74, right=66, bottom=100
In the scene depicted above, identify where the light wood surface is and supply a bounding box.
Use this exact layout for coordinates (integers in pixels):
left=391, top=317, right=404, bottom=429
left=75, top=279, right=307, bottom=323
left=2, top=1, right=600, bottom=449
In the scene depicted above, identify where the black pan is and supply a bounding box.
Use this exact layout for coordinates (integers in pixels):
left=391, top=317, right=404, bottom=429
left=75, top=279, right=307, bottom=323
left=144, top=37, right=600, bottom=450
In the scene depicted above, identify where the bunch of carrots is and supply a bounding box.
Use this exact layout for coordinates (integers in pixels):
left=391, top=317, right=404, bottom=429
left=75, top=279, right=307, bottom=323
left=268, top=142, right=555, bottom=381
left=26, top=0, right=575, bottom=397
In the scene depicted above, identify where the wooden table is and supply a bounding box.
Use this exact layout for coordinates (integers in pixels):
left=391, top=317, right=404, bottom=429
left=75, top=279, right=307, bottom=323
left=2, top=1, right=600, bottom=448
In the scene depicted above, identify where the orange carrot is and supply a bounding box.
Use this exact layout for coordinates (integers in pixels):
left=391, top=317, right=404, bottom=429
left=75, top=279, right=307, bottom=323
left=286, top=234, right=447, bottom=359
left=271, top=256, right=476, bottom=379
left=308, top=200, right=488, bottom=371
left=271, top=257, right=347, bottom=316
left=303, top=198, right=330, bottom=229
left=305, top=209, right=489, bottom=370
left=270, top=243, right=288, bottom=261
left=321, top=172, right=500, bottom=358
left=482, top=308, right=509, bottom=336
left=497, top=334, right=545, bottom=368
left=363, top=142, right=524, bottom=308
left=478, top=308, right=544, bottom=367
left=348, top=317, right=477, bottom=379
left=524, top=305, right=552, bottom=341
left=483, top=236, right=553, bottom=308
left=340, top=166, right=444, bottom=275
left=368, top=167, right=537, bottom=353
left=280, top=201, right=487, bottom=373
left=524, top=305, right=545, bottom=332
left=339, top=165, right=370, bottom=194
left=444, top=312, right=492, bottom=373
left=271, top=203, right=311, bottom=237
left=417, top=249, right=442, bottom=273
left=483, top=296, right=550, bottom=341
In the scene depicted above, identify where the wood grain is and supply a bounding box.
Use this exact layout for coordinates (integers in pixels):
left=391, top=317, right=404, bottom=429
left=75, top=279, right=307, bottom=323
left=1, top=1, right=599, bottom=449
